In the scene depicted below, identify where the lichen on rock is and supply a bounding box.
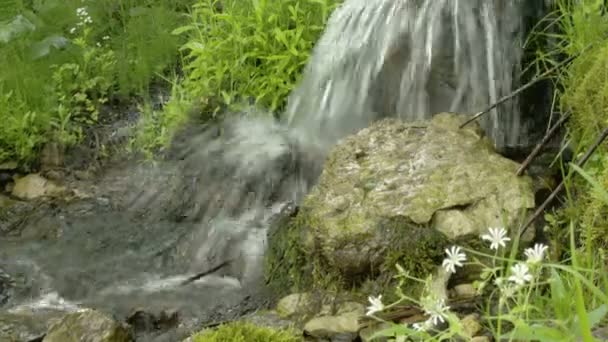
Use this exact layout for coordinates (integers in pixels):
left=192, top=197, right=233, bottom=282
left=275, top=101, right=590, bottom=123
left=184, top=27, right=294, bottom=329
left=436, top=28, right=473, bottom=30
left=266, top=112, right=535, bottom=294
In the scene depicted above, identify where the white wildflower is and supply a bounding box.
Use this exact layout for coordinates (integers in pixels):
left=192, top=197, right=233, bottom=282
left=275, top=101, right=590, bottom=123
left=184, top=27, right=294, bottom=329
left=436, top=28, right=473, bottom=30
left=366, top=295, right=384, bottom=316
left=481, top=227, right=511, bottom=250
left=508, top=263, right=533, bottom=286
left=524, top=243, right=548, bottom=264
left=69, top=27, right=77, bottom=34
left=102, top=35, right=110, bottom=40
left=442, top=246, right=467, bottom=274
left=500, top=283, right=519, bottom=298
left=494, top=277, right=504, bottom=286
left=96, top=42, right=101, bottom=47
left=421, top=297, right=450, bottom=326
left=412, top=319, right=432, bottom=332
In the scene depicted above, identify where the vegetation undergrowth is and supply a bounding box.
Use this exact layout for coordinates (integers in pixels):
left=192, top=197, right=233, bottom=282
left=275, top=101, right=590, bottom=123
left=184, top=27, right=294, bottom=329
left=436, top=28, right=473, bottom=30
left=133, top=0, right=342, bottom=157
left=173, top=0, right=341, bottom=122
left=0, top=0, right=189, bottom=165
left=191, top=322, right=302, bottom=342
left=0, top=0, right=343, bottom=163
left=361, top=1, right=608, bottom=340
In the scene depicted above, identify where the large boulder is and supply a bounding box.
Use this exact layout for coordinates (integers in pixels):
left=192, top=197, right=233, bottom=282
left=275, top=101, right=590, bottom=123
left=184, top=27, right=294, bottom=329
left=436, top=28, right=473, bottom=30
left=267, top=113, right=534, bottom=288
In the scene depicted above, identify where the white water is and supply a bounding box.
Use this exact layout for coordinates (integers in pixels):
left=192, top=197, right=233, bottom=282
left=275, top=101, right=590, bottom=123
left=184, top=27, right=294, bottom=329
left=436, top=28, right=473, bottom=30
left=286, top=0, right=527, bottom=150
left=167, top=0, right=533, bottom=290
left=2, top=0, right=538, bottom=316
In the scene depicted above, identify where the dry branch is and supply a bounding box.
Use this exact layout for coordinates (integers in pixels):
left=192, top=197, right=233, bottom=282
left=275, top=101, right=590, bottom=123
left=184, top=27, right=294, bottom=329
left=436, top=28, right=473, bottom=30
left=516, top=111, right=571, bottom=176
left=519, top=127, right=608, bottom=238
left=460, top=44, right=591, bottom=129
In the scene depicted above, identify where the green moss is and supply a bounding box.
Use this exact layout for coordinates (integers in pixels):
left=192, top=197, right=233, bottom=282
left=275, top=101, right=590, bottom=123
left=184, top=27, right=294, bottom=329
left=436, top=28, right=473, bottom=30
left=557, top=23, right=608, bottom=251
left=264, top=209, right=317, bottom=294
left=264, top=207, right=451, bottom=304
left=191, top=322, right=302, bottom=342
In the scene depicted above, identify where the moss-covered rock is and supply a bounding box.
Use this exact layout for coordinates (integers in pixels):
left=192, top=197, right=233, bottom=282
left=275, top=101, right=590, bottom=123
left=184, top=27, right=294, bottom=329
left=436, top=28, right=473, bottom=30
left=42, top=309, right=133, bottom=342
left=266, top=113, right=534, bottom=292
left=190, top=322, right=302, bottom=342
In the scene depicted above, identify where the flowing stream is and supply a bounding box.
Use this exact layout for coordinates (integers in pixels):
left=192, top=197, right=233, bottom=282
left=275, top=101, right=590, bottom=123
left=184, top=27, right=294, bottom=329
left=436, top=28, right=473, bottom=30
left=0, top=1, right=550, bottom=340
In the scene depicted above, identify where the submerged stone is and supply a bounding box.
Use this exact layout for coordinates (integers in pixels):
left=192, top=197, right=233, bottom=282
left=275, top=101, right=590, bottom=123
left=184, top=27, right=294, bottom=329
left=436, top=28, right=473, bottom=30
left=270, top=113, right=534, bottom=287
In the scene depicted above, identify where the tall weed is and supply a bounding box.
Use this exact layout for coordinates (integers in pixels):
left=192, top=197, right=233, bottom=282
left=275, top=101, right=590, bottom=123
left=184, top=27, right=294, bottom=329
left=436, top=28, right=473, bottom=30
left=175, top=0, right=341, bottom=120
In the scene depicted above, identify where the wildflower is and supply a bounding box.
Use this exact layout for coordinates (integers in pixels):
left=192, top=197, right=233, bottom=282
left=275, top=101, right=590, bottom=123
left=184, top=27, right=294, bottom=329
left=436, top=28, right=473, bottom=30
left=69, top=27, right=77, bottom=34
left=508, top=263, right=533, bottom=286
left=96, top=42, right=101, bottom=47
left=412, top=320, right=432, bottom=332
left=442, top=246, right=466, bottom=274
left=524, top=243, right=548, bottom=264
left=102, top=35, right=110, bottom=41
left=421, top=297, right=450, bottom=326
left=500, top=283, right=518, bottom=298
left=366, top=295, right=384, bottom=316
left=481, top=227, right=511, bottom=250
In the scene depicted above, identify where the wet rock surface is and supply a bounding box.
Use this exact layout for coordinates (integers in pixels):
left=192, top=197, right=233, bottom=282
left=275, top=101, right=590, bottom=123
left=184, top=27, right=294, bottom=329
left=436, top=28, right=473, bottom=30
left=43, top=309, right=133, bottom=342
left=289, top=113, right=534, bottom=281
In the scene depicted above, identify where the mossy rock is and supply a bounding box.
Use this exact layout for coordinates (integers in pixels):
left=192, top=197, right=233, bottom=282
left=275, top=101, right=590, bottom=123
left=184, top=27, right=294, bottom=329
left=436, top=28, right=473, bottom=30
left=190, top=322, right=302, bottom=342
left=265, top=113, right=534, bottom=294
left=42, top=309, right=133, bottom=342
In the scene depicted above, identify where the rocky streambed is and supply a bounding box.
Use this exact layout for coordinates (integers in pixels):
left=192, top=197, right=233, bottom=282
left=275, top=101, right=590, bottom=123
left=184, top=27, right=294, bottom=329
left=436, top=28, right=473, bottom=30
left=0, top=112, right=561, bottom=342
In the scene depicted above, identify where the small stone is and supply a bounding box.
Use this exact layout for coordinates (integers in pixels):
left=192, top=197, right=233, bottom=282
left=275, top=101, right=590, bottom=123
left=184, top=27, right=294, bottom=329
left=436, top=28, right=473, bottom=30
left=276, top=293, right=313, bottom=318
left=0, top=161, right=18, bottom=170
left=43, top=309, right=133, bottom=342
left=11, top=174, right=65, bottom=200
left=471, top=336, right=491, bottom=342
left=74, top=170, right=93, bottom=180
left=44, top=169, right=65, bottom=182
left=303, top=302, right=364, bottom=339
left=461, top=313, right=482, bottom=337
left=453, top=283, right=477, bottom=298
left=126, top=308, right=179, bottom=333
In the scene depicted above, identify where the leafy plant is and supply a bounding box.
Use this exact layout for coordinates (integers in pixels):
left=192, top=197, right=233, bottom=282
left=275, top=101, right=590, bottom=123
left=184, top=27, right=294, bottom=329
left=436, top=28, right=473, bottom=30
left=175, top=0, right=341, bottom=120
left=191, top=322, right=302, bottom=342
left=0, top=0, right=191, bottom=164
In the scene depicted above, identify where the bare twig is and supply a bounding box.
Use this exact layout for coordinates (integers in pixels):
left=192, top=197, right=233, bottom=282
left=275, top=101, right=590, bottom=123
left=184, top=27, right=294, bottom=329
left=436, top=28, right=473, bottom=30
left=460, top=44, right=592, bottom=129
left=519, top=127, right=608, bottom=238
left=516, top=112, right=571, bottom=176
left=180, top=259, right=234, bottom=286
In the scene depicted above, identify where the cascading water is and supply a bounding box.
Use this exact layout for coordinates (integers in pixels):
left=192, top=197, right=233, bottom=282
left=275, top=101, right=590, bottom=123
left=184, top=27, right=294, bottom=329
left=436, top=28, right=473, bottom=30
left=0, top=0, right=550, bottom=340
left=286, top=0, right=531, bottom=150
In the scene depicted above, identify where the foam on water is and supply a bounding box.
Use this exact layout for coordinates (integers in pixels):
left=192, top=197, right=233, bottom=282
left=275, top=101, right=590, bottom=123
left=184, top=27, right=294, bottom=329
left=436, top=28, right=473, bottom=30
left=9, top=291, right=82, bottom=314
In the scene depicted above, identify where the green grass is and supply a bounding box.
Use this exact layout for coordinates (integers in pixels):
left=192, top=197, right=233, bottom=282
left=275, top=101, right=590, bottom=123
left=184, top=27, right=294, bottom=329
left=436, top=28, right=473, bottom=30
left=174, top=0, right=342, bottom=121
left=0, top=0, right=188, bottom=165
left=0, top=0, right=343, bottom=164
left=190, top=322, right=302, bottom=342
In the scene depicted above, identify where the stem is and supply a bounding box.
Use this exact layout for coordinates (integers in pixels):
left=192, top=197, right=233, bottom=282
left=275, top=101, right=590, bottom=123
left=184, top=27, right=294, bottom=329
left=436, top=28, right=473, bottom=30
left=460, top=44, right=592, bottom=129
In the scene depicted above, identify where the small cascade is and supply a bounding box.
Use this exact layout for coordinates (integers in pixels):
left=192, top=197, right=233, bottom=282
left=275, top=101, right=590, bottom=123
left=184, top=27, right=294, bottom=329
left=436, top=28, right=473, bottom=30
left=285, top=0, right=537, bottom=150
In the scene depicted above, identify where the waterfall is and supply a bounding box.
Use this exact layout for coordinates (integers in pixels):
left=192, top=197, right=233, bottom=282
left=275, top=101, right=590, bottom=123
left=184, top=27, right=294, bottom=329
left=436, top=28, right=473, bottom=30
left=285, top=0, right=530, bottom=150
